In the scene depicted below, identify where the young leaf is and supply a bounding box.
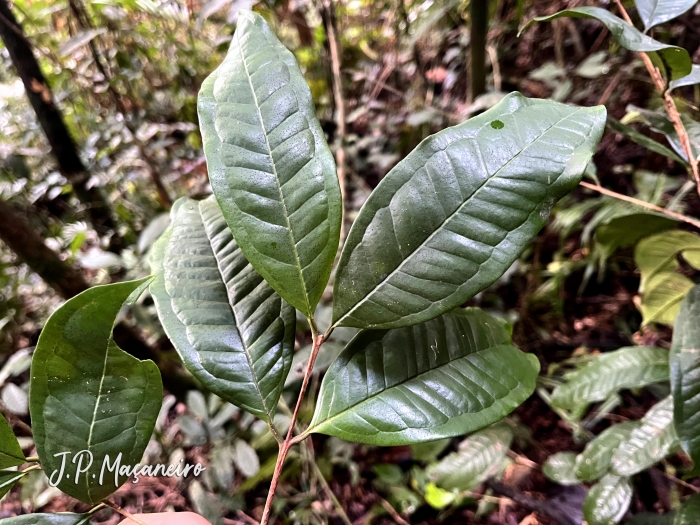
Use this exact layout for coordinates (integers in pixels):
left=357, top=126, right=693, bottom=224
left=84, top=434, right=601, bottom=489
left=0, top=468, right=27, bottom=499
left=611, top=396, right=679, bottom=476
left=197, top=10, right=341, bottom=317
left=0, top=415, right=24, bottom=469
left=640, top=272, right=694, bottom=326
left=150, top=197, right=295, bottom=423
left=29, top=278, right=163, bottom=504
left=669, top=65, right=700, bottom=91
left=542, top=452, right=580, bottom=485
left=0, top=515, right=92, bottom=525
left=635, top=0, right=698, bottom=31
left=675, top=494, right=700, bottom=525
left=333, top=92, right=605, bottom=329
left=425, top=424, right=513, bottom=491
left=583, top=474, right=633, bottom=525
left=551, top=346, right=669, bottom=410
left=308, top=308, right=539, bottom=445
left=575, top=421, right=639, bottom=482
left=522, top=7, right=692, bottom=81
left=670, top=284, right=700, bottom=476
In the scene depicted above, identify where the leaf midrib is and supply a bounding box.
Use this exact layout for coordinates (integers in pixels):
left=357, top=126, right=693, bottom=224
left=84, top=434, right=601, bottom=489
left=335, top=108, right=586, bottom=326
left=308, top=343, right=522, bottom=434
left=199, top=202, right=276, bottom=424
left=236, top=28, right=312, bottom=315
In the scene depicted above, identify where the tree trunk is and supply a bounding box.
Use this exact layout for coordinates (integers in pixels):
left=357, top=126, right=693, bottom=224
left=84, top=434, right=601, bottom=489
left=470, top=0, right=488, bottom=101
left=0, top=198, right=191, bottom=399
left=0, top=0, right=123, bottom=251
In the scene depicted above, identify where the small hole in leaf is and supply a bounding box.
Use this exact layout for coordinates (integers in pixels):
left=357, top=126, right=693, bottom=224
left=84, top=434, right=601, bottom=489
left=491, top=120, right=504, bottom=129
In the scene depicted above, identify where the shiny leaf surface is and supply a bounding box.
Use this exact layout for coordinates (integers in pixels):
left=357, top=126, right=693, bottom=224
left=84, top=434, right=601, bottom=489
left=583, top=475, right=633, bottom=525
left=551, top=346, right=669, bottom=410
left=542, top=452, right=580, bottom=485
left=308, top=308, right=539, bottom=445
left=426, top=423, right=512, bottom=490
left=669, top=64, right=700, bottom=91
left=670, top=284, right=700, bottom=475
left=150, top=197, right=295, bottom=422
left=635, top=0, right=698, bottom=30
left=30, top=279, right=162, bottom=504
left=575, top=421, right=639, bottom=482
left=611, top=396, right=679, bottom=476
left=198, top=10, right=341, bottom=317
left=640, top=272, right=694, bottom=326
left=333, top=92, right=605, bottom=329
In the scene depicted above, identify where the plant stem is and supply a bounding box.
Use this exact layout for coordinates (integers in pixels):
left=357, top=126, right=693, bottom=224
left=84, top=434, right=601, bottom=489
left=308, top=444, right=353, bottom=525
left=102, top=499, right=149, bottom=525
left=469, top=0, right=488, bottom=101
left=579, top=181, right=700, bottom=230
left=260, top=320, right=325, bottom=525
left=614, top=0, right=700, bottom=195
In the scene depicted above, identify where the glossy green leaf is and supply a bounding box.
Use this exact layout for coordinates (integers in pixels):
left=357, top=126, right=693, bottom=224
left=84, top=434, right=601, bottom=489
left=675, top=494, right=700, bottom=525
left=0, top=469, right=26, bottom=499
left=542, top=452, right=579, bottom=485
left=0, top=415, right=24, bottom=470
left=0, top=514, right=92, bottom=525
left=551, top=346, right=669, bottom=410
left=635, top=0, right=698, bottom=31
left=611, top=396, right=679, bottom=476
left=150, top=197, right=295, bottom=422
left=606, top=116, right=686, bottom=164
left=596, top=213, right=678, bottom=259
left=425, top=424, right=512, bottom=490
left=640, top=272, right=694, bottom=326
left=29, top=278, right=163, bottom=504
left=583, top=474, right=633, bottom=525
left=197, top=10, right=341, bottom=317
left=669, top=64, right=700, bottom=91
left=670, top=284, right=700, bottom=476
left=523, top=7, right=692, bottom=80
left=332, top=92, right=605, bottom=329
left=575, top=421, right=639, bottom=482
left=308, top=308, right=539, bottom=445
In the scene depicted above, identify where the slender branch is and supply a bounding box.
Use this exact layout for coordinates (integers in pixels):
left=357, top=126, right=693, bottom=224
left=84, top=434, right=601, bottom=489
left=614, top=0, right=700, bottom=194
left=323, top=0, right=347, bottom=240
left=102, top=500, right=149, bottom=525
left=378, top=497, right=410, bottom=525
left=308, top=443, right=353, bottom=525
left=260, top=321, right=325, bottom=525
left=579, top=181, right=700, bottom=230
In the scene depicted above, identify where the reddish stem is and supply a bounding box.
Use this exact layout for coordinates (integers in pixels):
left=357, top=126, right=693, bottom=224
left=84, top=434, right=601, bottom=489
left=259, top=332, right=325, bottom=525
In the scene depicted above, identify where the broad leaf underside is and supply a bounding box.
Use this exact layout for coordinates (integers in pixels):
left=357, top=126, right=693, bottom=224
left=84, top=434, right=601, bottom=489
left=151, top=197, right=295, bottom=423
left=309, top=309, right=539, bottom=445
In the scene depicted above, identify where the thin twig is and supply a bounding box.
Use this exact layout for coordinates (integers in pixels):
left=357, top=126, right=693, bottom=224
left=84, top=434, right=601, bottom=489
left=579, top=181, right=700, bottom=230
left=260, top=321, right=325, bottom=525
left=324, top=0, right=347, bottom=239
left=614, top=0, right=700, bottom=194
left=102, top=500, right=149, bottom=525
left=309, top=445, right=353, bottom=525
left=378, top=497, right=411, bottom=525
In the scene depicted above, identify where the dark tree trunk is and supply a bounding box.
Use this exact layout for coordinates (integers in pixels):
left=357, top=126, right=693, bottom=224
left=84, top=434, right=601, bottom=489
left=470, top=0, right=488, bottom=100
left=0, top=198, right=191, bottom=399
left=0, top=0, right=123, bottom=251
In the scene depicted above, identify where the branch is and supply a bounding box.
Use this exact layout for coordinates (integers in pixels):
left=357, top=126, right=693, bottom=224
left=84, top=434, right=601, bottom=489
left=579, top=181, right=700, bottom=230
left=260, top=323, right=325, bottom=525
left=614, top=0, right=700, bottom=195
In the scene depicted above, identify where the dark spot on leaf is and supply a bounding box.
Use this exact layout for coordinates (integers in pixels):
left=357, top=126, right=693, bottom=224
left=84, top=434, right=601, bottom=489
left=491, top=120, right=504, bottom=130
left=271, top=242, right=277, bottom=249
